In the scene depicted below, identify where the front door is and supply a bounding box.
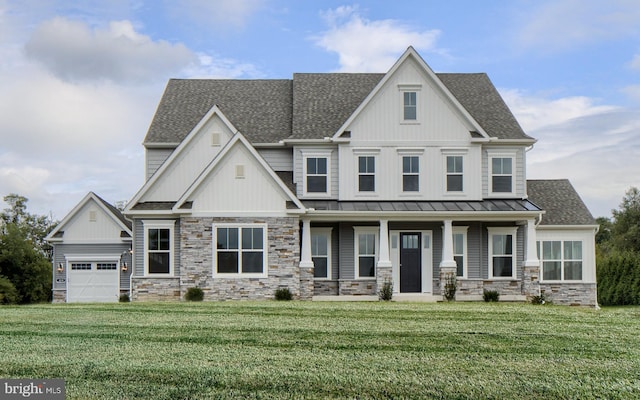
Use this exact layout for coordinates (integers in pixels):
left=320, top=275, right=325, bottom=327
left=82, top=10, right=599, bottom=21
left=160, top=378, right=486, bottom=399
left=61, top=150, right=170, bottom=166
left=400, top=233, right=421, bottom=292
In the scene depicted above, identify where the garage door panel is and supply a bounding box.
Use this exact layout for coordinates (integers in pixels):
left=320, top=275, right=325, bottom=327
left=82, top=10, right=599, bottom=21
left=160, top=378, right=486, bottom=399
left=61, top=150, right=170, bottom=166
left=68, top=262, right=119, bottom=303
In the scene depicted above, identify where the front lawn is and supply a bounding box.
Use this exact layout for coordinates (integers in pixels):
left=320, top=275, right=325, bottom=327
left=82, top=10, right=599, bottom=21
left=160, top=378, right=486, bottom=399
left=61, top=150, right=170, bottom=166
left=1, top=301, right=639, bottom=399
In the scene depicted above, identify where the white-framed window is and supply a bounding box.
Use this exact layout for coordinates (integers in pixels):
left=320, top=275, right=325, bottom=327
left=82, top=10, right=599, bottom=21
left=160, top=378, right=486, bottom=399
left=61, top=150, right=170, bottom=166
left=404, top=91, right=417, bottom=120
left=311, top=228, right=332, bottom=280
left=453, top=226, right=468, bottom=278
left=213, top=224, right=268, bottom=278
left=358, top=156, right=376, bottom=192
left=538, top=240, right=583, bottom=281
left=302, top=150, right=332, bottom=196
left=490, top=156, right=514, bottom=194
left=402, top=156, right=419, bottom=192
left=354, top=227, right=378, bottom=279
left=143, top=220, right=175, bottom=275
left=447, top=156, right=464, bottom=192
left=488, top=227, right=517, bottom=279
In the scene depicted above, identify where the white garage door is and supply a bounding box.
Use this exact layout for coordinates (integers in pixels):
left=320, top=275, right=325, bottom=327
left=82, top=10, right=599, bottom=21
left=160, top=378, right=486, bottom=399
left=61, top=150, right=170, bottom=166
left=68, top=262, right=119, bottom=303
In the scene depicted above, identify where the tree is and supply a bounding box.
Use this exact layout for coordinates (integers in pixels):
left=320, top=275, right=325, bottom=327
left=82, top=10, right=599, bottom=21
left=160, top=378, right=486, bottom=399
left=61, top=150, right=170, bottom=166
left=611, top=187, right=640, bottom=253
left=1, top=194, right=56, bottom=260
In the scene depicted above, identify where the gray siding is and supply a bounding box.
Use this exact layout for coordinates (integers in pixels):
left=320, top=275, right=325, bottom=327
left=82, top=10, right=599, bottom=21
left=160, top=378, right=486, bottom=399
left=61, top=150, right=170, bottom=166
left=52, top=242, right=131, bottom=290
left=460, top=222, right=482, bottom=279
left=481, top=146, right=526, bottom=198
left=294, top=146, right=338, bottom=198
left=146, top=148, right=174, bottom=180
left=338, top=222, right=355, bottom=280
left=258, top=148, right=293, bottom=172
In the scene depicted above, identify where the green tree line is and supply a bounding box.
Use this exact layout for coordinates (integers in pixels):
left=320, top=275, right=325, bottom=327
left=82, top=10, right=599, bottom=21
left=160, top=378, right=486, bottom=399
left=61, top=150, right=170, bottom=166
left=596, top=187, right=640, bottom=306
left=0, top=194, right=55, bottom=304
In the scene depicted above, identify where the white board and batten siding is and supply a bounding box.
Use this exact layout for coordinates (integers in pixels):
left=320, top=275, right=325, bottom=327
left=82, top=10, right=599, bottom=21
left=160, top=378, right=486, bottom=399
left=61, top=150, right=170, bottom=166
left=141, top=115, right=235, bottom=202
left=187, top=143, right=293, bottom=214
left=61, top=199, right=125, bottom=244
left=145, top=148, right=175, bottom=179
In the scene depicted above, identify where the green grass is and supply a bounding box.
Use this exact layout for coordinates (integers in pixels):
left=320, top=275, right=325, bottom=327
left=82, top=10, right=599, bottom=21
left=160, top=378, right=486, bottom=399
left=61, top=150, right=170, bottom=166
left=1, top=302, right=639, bottom=399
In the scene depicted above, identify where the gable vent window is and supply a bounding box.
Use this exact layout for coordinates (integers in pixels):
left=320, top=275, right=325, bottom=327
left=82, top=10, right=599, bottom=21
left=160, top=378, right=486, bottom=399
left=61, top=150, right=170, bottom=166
left=235, top=164, right=245, bottom=179
left=211, top=132, right=221, bottom=146
left=89, top=210, right=97, bottom=222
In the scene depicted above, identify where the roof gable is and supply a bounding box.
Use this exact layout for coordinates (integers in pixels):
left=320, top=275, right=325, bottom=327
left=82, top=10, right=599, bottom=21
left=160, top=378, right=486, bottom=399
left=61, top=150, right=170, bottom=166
left=46, top=192, right=132, bottom=242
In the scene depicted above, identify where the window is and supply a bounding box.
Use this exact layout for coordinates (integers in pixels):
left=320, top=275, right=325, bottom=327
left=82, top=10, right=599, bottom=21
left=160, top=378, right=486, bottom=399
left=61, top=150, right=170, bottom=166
left=447, top=156, right=463, bottom=192
left=355, top=228, right=378, bottom=278
left=311, top=228, right=332, bottom=279
left=358, top=156, right=375, bottom=192
left=97, top=263, right=117, bottom=270
left=402, top=156, right=419, bottom=192
left=214, top=225, right=267, bottom=276
left=143, top=220, right=175, bottom=275
left=491, top=157, right=513, bottom=193
left=306, top=157, right=328, bottom=193
left=71, top=263, right=91, bottom=270
left=538, top=240, right=583, bottom=281
left=488, top=228, right=517, bottom=279
left=453, top=227, right=468, bottom=278
left=404, top=91, right=417, bottom=120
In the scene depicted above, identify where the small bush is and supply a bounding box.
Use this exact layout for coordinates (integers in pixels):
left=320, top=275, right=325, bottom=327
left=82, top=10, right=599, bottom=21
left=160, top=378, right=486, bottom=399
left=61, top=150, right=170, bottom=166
left=531, top=292, right=550, bottom=305
left=275, top=288, right=293, bottom=301
left=443, top=272, right=457, bottom=301
left=483, top=290, right=500, bottom=302
left=185, top=287, right=204, bottom=302
left=379, top=279, right=393, bottom=301
left=119, top=293, right=130, bottom=303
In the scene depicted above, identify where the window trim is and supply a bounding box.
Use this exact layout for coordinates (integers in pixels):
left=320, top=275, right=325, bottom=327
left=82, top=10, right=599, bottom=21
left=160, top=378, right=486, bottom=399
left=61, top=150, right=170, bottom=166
left=357, top=155, right=376, bottom=193
left=302, top=150, right=332, bottom=197
left=354, top=227, right=379, bottom=280
left=142, top=220, right=175, bottom=277
left=311, top=227, right=332, bottom=280
left=488, top=152, right=516, bottom=197
left=402, top=155, right=420, bottom=192
left=398, top=84, right=422, bottom=124
left=446, top=155, right=464, bottom=193
left=488, top=227, right=518, bottom=280
left=538, top=240, right=584, bottom=282
left=453, top=226, right=468, bottom=279
left=212, top=223, right=268, bottom=278
left=353, top=149, right=380, bottom=196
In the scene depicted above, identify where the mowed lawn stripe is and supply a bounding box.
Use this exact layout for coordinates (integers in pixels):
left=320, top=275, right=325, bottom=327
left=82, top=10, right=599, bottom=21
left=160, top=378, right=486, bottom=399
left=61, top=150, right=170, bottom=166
left=0, top=302, right=639, bottom=399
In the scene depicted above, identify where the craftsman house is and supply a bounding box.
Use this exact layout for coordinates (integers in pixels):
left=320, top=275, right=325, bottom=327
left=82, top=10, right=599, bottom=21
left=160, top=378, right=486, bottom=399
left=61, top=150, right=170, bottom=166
left=48, top=47, right=598, bottom=305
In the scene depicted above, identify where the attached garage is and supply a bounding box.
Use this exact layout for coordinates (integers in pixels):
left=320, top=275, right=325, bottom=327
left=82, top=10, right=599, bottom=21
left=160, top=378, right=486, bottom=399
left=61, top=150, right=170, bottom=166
left=67, top=260, right=119, bottom=303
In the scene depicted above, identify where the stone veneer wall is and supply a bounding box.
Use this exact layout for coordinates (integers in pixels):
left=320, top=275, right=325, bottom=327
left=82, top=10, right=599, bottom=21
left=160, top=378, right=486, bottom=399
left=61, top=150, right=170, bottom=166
left=52, top=290, right=66, bottom=303
left=131, top=277, right=181, bottom=301
left=314, top=281, right=339, bottom=296
left=339, top=280, right=376, bottom=295
left=179, top=216, right=302, bottom=300
left=540, top=283, right=597, bottom=307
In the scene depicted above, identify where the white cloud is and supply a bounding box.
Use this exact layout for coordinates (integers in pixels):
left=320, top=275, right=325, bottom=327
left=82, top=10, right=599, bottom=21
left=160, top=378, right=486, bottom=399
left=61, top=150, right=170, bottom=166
left=503, top=89, right=640, bottom=217
left=24, top=17, right=196, bottom=84
left=315, top=6, right=441, bottom=72
left=628, top=54, right=640, bottom=70
left=164, top=0, right=265, bottom=30
left=516, top=0, right=640, bottom=52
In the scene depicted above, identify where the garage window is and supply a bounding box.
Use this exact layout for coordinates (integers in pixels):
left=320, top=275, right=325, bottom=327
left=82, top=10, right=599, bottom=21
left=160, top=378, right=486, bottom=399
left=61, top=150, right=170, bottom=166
left=143, top=220, right=175, bottom=275
left=71, top=263, right=91, bottom=270
left=97, top=263, right=117, bottom=270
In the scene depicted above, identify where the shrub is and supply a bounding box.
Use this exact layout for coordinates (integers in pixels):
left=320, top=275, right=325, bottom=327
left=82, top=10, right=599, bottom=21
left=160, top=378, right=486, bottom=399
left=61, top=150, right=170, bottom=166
left=185, top=287, right=204, bottom=302
left=531, top=292, right=550, bottom=305
left=379, top=278, right=393, bottom=301
left=483, top=290, right=500, bottom=302
left=0, top=276, right=20, bottom=305
left=274, top=288, right=293, bottom=301
left=443, top=272, right=457, bottom=301
left=119, top=293, right=130, bottom=303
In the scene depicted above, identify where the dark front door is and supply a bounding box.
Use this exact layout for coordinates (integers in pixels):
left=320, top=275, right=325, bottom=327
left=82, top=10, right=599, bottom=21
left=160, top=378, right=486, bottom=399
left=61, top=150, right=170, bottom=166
left=400, top=233, right=421, bottom=292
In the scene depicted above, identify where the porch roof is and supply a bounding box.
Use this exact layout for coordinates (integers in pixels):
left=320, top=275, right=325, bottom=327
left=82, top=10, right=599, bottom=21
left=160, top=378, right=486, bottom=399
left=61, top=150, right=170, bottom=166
left=302, top=199, right=541, bottom=213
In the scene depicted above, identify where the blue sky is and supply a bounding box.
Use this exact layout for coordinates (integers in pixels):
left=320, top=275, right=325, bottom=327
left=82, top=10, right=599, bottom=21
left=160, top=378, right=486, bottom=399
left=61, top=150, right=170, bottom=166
left=1, top=0, right=639, bottom=219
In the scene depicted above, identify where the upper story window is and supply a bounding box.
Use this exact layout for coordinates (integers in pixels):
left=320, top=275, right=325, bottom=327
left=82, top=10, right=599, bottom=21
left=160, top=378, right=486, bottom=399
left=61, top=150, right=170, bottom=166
left=402, top=156, right=419, bottom=192
left=358, top=156, right=376, bottom=192
left=447, top=156, right=463, bottom=192
left=143, top=220, right=175, bottom=275
left=538, top=240, right=583, bottom=281
left=214, top=224, right=267, bottom=277
left=491, top=157, right=513, bottom=194
left=306, top=157, right=327, bottom=192
left=488, top=227, right=517, bottom=279
left=404, top=92, right=417, bottom=120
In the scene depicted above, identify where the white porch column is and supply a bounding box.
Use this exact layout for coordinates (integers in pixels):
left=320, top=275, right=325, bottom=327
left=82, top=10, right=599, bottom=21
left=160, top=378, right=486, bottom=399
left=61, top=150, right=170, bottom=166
left=300, top=219, right=313, bottom=268
left=524, top=218, right=539, bottom=266
left=440, top=219, right=457, bottom=268
left=377, top=219, right=392, bottom=268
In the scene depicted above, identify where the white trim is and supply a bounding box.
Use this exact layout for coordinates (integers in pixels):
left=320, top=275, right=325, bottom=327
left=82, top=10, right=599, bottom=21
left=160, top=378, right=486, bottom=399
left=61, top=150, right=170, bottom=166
left=453, top=226, right=469, bottom=279
left=354, top=226, right=379, bottom=280
left=487, top=227, right=518, bottom=279
left=212, top=223, right=268, bottom=279
left=356, top=154, right=377, bottom=195
left=399, top=86, right=421, bottom=124
left=142, top=220, right=176, bottom=277
left=391, top=230, right=433, bottom=294
left=538, top=240, right=584, bottom=282
left=487, top=150, right=517, bottom=197
left=301, top=149, right=332, bottom=198
left=311, top=227, right=333, bottom=280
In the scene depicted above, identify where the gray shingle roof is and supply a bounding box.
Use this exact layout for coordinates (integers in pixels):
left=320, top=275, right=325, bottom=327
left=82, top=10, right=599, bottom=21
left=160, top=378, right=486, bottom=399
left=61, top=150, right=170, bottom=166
left=527, top=180, right=595, bottom=225
left=92, top=192, right=132, bottom=230
left=143, top=72, right=533, bottom=145
left=145, top=79, right=292, bottom=145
